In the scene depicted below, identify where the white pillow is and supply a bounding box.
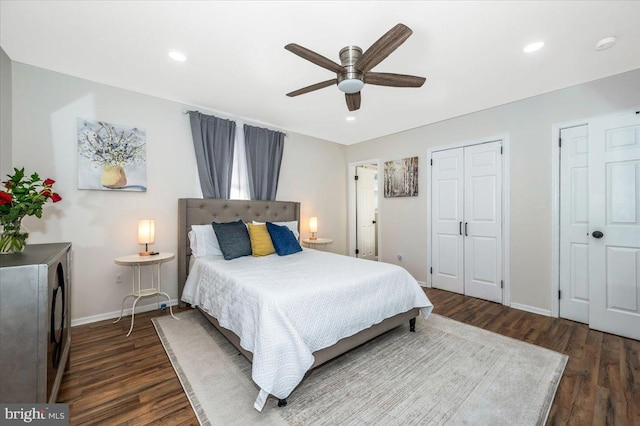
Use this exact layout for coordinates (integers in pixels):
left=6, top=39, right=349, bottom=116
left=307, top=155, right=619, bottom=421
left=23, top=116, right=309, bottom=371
left=188, top=224, right=223, bottom=257
left=252, top=220, right=299, bottom=238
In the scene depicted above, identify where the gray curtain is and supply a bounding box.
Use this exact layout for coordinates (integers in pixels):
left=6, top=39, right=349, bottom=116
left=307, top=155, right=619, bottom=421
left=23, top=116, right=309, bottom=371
left=189, top=112, right=235, bottom=199
left=244, top=124, right=285, bottom=201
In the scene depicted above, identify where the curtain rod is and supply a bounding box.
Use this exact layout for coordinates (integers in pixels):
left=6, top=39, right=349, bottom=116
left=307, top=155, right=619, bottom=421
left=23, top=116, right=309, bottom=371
left=182, top=109, right=287, bottom=136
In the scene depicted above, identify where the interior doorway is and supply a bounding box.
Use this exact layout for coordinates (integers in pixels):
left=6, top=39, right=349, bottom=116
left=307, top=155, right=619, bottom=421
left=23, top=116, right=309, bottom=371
left=430, top=141, right=504, bottom=303
left=554, top=110, right=640, bottom=341
left=427, top=134, right=511, bottom=306
left=348, top=160, right=380, bottom=260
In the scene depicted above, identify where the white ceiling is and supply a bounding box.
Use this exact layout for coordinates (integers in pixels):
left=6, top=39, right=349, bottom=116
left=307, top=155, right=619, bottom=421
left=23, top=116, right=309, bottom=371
left=1, top=1, right=639, bottom=145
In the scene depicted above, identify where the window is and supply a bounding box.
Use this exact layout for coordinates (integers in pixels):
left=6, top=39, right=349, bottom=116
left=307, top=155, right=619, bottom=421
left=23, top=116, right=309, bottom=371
left=229, top=120, right=250, bottom=200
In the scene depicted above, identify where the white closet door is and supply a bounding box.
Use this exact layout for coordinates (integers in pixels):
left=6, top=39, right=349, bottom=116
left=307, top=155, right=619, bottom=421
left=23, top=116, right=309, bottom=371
left=356, top=166, right=377, bottom=260
left=588, top=111, right=640, bottom=341
left=431, top=148, right=464, bottom=293
left=559, top=125, right=590, bottom=323
left=463, top=142, right=502, bottom=303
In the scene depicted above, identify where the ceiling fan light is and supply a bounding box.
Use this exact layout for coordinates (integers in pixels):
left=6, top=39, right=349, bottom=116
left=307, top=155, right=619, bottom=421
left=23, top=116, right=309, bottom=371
left=338, top=78, right=365, bottom=94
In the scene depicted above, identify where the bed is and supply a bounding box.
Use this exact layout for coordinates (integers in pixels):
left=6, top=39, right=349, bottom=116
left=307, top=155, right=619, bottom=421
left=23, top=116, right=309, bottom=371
left=177, top=198, right=433, bottom=411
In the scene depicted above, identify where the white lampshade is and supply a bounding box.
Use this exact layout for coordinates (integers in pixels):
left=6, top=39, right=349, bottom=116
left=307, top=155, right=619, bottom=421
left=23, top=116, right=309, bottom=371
left=337, top=78, right=364, bottom=94
left=309, top=217, right=318, bottom=233
left=138, top=219, right=155, bottom=244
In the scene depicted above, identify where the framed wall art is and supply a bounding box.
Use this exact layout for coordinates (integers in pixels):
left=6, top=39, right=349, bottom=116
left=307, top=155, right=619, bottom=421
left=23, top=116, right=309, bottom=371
left=384, top=156, right=418, bottom=198
left=77, top=118, right=147, bottom=191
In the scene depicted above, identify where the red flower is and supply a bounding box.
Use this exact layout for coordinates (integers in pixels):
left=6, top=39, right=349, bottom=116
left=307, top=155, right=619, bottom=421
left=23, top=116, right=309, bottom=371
left=1, top=168, right=62, bottom=222
left=0, top=191, right=12, bottom=205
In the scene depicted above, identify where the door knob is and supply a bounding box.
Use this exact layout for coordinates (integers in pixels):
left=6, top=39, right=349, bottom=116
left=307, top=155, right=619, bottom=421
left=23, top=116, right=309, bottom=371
left=592, top=231, right=604, bottom=239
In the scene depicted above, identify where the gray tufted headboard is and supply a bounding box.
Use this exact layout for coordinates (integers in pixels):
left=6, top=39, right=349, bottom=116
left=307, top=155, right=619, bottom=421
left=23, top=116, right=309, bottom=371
left=178, top=198, right=301, bottom=307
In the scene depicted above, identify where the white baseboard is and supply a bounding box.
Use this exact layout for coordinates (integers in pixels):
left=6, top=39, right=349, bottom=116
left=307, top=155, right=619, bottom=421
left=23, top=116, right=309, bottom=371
left=71, top=298, right=180, bottom=327
left=417, top=280, right=429, bottom=287
left=510, top=302, right=551, bottom=317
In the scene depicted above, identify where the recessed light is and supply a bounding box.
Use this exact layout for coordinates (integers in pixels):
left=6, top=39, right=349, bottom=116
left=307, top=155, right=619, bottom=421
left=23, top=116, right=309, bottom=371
left=595, top=36, right=616, bottom=51
left=346, top=116, right=356, bottom=121
left=523, top=41, right=544, bottom=53
left=168, top=50, right=186, bottom=61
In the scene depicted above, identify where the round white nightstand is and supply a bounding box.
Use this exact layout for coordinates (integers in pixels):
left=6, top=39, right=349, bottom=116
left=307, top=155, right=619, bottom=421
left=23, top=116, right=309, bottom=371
left=301, top=238, right=333, bottom=249
left=113, top=252, right=178, bottom=336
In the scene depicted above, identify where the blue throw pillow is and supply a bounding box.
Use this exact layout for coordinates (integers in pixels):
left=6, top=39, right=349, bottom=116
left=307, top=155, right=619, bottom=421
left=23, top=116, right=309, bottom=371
left=212, top=220, right=252, bottom=260
left=266, top=222, right=302, bottom=256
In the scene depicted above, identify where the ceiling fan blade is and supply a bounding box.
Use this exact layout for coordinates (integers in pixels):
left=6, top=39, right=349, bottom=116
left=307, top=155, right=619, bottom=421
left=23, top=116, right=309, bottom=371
left=364, top=72, right=426, bottom=87
left=286, top=79, right=337, bottom=97
left=355, top=23, right=413, bottom=72
left=345, top=92, right=361, bottom=111
left=285, top=43, right=345, bottom=74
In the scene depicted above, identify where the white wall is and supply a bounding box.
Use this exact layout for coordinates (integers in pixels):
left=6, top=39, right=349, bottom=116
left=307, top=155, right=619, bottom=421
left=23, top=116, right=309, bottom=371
left=11, top=62, right=346, bottom=323
left=278, top=133, right=347, bottom=252
left=11, top=56, right=639, bottom=320
left=0, top=47, right=11, bottom=178
left=346, top=68, right=640, bottom=312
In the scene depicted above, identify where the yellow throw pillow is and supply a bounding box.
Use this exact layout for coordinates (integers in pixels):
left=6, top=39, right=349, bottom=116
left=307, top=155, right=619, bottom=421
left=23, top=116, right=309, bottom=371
left=247, top=223, right=276, bottom=256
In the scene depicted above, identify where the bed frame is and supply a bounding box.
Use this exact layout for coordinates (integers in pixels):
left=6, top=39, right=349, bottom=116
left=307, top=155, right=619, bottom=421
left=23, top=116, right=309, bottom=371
left=178, top=198, right=418, bottom=406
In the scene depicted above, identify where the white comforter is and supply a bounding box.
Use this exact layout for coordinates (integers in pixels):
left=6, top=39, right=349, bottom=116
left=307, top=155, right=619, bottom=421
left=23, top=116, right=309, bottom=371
left=181, top=248, right=433, bottom=411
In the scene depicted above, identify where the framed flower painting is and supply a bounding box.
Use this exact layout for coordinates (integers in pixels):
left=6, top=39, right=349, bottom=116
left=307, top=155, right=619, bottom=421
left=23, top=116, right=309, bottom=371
left=77, top=118, right=147, bottom=191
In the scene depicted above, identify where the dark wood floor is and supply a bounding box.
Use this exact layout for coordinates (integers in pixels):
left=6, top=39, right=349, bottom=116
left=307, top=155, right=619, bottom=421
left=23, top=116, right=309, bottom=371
left=58, top=288, right=640, bottom=425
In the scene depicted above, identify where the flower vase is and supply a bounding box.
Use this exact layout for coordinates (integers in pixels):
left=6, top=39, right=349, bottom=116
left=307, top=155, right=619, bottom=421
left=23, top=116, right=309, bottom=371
left=0, top=218, right=29, bottom=254
left=101, top=165, right=127, bottom=189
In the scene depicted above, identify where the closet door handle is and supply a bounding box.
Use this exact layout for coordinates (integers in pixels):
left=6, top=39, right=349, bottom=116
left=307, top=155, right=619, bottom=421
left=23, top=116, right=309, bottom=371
left=459, top=221, right=462, bottom=235
left=464, top=222, right=468, bottom=236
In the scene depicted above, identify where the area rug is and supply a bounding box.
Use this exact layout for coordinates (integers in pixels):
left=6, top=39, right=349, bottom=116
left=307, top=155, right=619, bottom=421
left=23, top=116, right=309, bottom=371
left=152, top=310, right=567, bottom=426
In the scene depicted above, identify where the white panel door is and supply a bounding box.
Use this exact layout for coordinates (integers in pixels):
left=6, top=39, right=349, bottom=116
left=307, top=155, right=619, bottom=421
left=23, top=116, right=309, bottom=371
left=356, top=166, right=377, bottom=260
left=431, top=148, right=464, bottom=293
left=463, top=142, right=503, bottom=303
left=559, top=125, right=590, bottom=323
left=588, top=111, right=640, bottom=341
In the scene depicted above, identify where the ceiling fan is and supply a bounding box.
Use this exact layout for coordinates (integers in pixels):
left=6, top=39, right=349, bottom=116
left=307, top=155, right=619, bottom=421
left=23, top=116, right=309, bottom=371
left=285, top=23, right=426, bottom=111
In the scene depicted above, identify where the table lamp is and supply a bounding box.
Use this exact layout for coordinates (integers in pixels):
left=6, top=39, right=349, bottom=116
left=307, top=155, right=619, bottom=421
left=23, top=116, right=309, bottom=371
left=309, top=216, right=318, bottom=240
left=138, top=219, right=155, bottom=256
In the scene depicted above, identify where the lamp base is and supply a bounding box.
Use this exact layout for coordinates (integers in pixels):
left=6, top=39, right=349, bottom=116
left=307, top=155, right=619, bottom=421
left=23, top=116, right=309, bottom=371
left=139, top=250, right=153, bottom=256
